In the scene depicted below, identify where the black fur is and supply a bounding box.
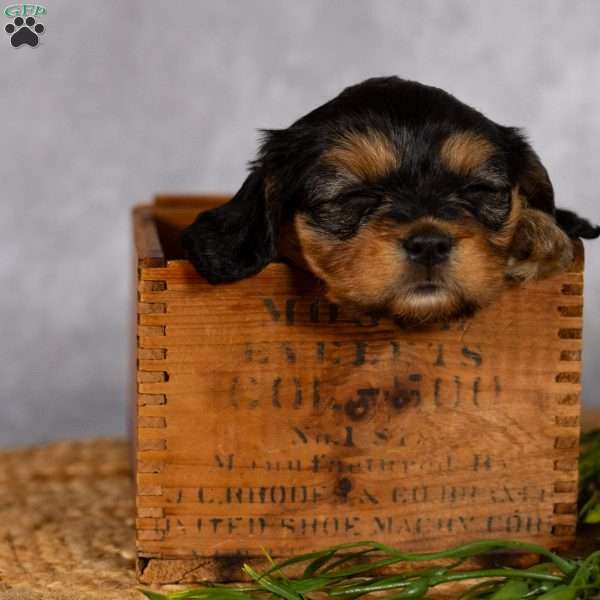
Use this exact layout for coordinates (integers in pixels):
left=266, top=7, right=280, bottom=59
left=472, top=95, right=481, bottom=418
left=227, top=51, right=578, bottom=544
left=181, top=170, right=278, bottom=283
left=183, top=77, right=599, bottom=282
left=499, top=126, right=555, bottom=215
left=555, top=208, right=600, bottom=239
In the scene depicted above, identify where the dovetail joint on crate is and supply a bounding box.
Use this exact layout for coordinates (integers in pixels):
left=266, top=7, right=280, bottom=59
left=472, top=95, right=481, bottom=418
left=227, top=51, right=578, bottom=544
left=136, top=270, right=169, bottom=407
left=552, top=270, right=583, bottom=537
left=136, top=266, right=168, bottom=542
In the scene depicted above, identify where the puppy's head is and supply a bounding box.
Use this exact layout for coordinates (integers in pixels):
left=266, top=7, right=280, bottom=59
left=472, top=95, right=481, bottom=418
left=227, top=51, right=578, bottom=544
left=183, top=77, right=599, bottom=324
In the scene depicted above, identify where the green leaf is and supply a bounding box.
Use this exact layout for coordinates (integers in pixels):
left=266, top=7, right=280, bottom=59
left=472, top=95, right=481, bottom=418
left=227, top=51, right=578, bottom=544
left=165, top=589, right=259, bottom=600
left=260, top=547, right=344, bottom=576
left=319, top=550, right=385, bottom=580
left=489, top=579, right=529, bottom=599
left=582, top=501, right=600, bottom=523
left=386, top=578, right=429, bottom=599
left=536, top=585, right=576, bottom=600
left=459, top=580, right=503, bottom=599
left=242, top=564, right=301, bottom=600
left=139, top=591, right=169, bottom=600
left=288, top=576, right=333, bottom=593
left=302, top=548, right=337, bottom=576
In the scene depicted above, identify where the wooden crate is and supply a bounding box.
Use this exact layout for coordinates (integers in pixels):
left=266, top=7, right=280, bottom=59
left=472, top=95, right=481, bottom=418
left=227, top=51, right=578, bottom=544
left=132, top=196, right=583, bottom=584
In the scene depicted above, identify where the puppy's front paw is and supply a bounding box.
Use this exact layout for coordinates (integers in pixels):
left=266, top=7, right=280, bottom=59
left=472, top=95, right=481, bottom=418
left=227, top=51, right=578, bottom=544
left=506, top=208, right=573, bottom=282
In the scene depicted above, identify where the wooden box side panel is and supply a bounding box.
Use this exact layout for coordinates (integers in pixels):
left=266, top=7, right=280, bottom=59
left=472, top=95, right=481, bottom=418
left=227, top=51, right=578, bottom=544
left=132, top=199, right=218, bottom=472
left=133, top=207, right=583, bottom=582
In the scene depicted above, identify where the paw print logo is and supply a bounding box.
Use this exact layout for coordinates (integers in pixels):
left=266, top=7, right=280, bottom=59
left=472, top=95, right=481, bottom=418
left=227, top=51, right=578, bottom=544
left=5, top=16, right=44, bottom=47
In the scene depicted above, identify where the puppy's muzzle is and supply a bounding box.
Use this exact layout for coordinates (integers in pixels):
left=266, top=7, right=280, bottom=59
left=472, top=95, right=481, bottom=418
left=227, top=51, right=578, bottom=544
left=402, top=231, right=453, bottom=266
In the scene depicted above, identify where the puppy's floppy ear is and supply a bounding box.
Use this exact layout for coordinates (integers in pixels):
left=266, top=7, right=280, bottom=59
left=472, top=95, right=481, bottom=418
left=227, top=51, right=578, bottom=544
left=502, top=127, right=600, bottom=240
left=181, top=169, right=279, bottom=283
left=502, top=126, right=554, bottom=214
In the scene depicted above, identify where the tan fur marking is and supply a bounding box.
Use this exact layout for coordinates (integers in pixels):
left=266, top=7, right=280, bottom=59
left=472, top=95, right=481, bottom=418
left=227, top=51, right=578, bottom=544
left=323, top=129, right=400, bottom=182
left=440, top=131, right=496, bottom=175
left=489, top=188, right=524, bottom=248
left=294, top=214, right=405, bottom=309
left=293, top=213, right=508, bottom=324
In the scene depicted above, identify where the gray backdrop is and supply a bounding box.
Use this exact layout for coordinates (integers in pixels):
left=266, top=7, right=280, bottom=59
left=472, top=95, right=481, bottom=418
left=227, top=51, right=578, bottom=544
left=1, top=0, right=599, bottom=447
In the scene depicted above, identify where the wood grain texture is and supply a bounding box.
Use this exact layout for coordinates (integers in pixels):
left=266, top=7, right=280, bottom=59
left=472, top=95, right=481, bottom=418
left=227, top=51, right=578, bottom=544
left=133, top=205, right=165, bottom=267
left=132, top=197, right=583, bottom=584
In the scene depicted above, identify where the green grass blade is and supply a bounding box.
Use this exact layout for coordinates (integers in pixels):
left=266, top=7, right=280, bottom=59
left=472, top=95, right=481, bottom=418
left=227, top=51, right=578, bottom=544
left=319, top=549, right=378, bottom=575
left=302, top=548, right=337, bottom=577
left=242, top=564, right=302, bottom=600
left=384, top=578, right=430, bottom=599
left=139, top=592, right=169, bottom=600
left=288, top=575, right=334, bottom=593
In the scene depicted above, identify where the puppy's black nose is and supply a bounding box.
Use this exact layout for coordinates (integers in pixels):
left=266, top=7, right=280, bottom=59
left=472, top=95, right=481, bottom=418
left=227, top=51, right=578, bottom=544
left=402, top=232, right=453, bottom=265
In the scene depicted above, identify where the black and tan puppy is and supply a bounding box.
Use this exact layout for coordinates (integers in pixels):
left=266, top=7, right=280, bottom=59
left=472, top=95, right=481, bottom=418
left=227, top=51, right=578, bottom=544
left=182, top=77, right=599, bottom=324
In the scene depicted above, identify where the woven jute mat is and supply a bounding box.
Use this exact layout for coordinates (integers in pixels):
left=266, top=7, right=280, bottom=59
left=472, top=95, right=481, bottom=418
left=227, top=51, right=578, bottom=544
left=0, top=438, right=139, bottom=600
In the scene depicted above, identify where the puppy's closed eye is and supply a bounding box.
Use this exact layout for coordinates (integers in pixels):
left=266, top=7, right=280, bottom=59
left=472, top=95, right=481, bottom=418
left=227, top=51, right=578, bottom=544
left=183, top=77, right=599, bottom=324
left=307, top=193, right=384, bottom=239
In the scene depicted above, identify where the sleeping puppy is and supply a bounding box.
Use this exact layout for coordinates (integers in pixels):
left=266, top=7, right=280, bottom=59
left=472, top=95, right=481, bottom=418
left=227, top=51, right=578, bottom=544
left=182, top=77, right=599, bottom=324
